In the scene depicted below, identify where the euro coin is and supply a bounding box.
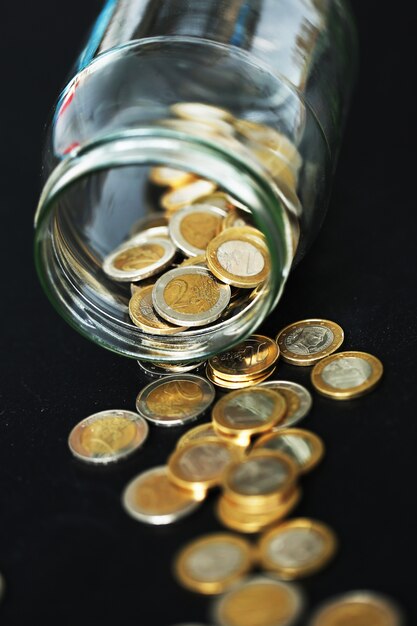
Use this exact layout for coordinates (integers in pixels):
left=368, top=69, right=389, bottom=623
left=176, top=423, right=220, bottom=448
left=168, top=440, right=240, bottom=500
left=206, top=227, right=270, bottom=288
left=209, top=335, right=279, bottom=381
left=197, top=191, right=248, bottom=212
left=103, top=237, right=176, bottom=282
left=223, top=208, right=253, bottom=230
left=169, top=204, right=227, bottom=257
left=149, top=166, right=196, bottom=188
left=171, top=102, right=233, bottom=122
left=252, top=428, right=324, bottom=474
left=206, top=365, right=276, bottom=390
left=276, top=319, right=344, bottom=366
left=129, top=285, right=188, bottom=335
left=68, top=410, right=149, bottom=464
left=136, top=360, right=204, bottom=377
left=135, top=374, right=215, bottom=426
left=161, top=179, right=217, bottom=211
left=233, top=119, right=302, bottom=170
left=308, top=591, right=404, bottom=626
left=122, top=466, right=200, bottom=525
left=152, top=266, right=231, bottom=327
left=311, top=351, right=383, bottom=400
left=174, top=533, right=253, bottom=594
left=212, top=576, right=304, bottom=626
left=258, top=380, right=312, bottom=428
left=212, top=387, right=286, bottom=447
left=179, top=254, right=207, bottom=268
left=258, top=518, right=337, bottom=579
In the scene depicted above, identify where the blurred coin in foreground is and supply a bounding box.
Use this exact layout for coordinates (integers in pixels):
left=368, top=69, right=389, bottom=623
left=122, top=466, right=200, bottom=525
left=253, top=428, right=324, bottom=474
left=259, top=380, right=312, bottom=428
left=68, top=410, right=148, bottom=464
left=309, top=591, right=404, bottom=626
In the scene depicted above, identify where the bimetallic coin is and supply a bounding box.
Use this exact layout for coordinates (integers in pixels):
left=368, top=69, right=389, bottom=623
left=137, top=360, right=204, bottom=378
left=309, top=591, right=404, bottom=626
left=197, top=191, right=249, bottom=213
left=206, top=365, right=276, bottom=390
left=169, top=204, right=227, bottom=257
left=206, top=227, right=270, bottom=288
left=258, top=519, right=337, bottom=579
left=174, top=533, right=253, bottom=594
left=122, top=466, right=200, bottom=525
left=171, top=102, right=233, bottom=122
left=103, top=237, right=176, bottom=282
left=136, top=374, right=215, bottom=427
left=177, top=423, right=220, bottom=448
left=149, top=166, right=196, bottom=188
left=259, top=381, right=312, bottom=428
left=68, top=410, right=148, bottom=464
left=311, top=351, right=383, bottom=400
left=212, top=387, right=286, bottom=447
left=276, top=319, right=344, bottom=366
left=253, top=429, right=324, bottom=474
left=168, top=441, right=239, bottom=500
left=129, top=286, right=188, bottom=335
left=233, top=119, right=303, bottom=170
left=209, top=335, right=279, bottom=381
left=161, top=179, right=217, bottom=212
left=179, top=254, right=207, bottom=268
left=153, top=266, right=231, bottom=327
left=212, top=576, right=304, bottom=626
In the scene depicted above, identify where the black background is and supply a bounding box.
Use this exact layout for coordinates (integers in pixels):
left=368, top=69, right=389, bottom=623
left=0, top=1, right=416, bottom=624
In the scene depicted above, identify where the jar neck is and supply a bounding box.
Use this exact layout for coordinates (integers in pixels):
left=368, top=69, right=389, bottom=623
left=34, top=127, right=293, bottom=360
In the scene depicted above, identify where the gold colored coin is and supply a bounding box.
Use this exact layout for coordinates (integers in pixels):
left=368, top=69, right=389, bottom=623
left=174, top=533, right=253, bottom=595
left=171, top=101, right=233, bottom=122
left=149, top=166, right=196, bottom=188
left=213, top=576, right=304, bottom=626
left=103, top=237, right=176, bottom=282
left=113, top=243, right=164, bottom=271
left=197, top=191, right=248, bottom=212
left=129, top=285, right=188, bottom=335
left=161, top=179, right=217, bottom=211
left=223, top=208, right=254, bottom=230
left=167, top=440, right=240, bottom=500
left=68, top=410, right=149, bottom=464
left=311, top=351, right=383, bottom=400
left=209, top=335, right=279, bottom=380
left=206, top=227, right=270, bottom=288
left=233, top=119, right=302, bottom=170
left=176, top=423, right=220, bottom=448
left=254, top=146, right=298, bottom=191
left=258, top=518, right=337, bottom=579
left=122, top=466, right=200, bottom=525
left=276, top=319, right=344, bottom=366
left=212, top=387, right=286, bottom=447
left=252, top=428, right=324, bottom=474
left=179, top=254, right=207, bottom=268
left=206, top=365, right=276, bottom=390
left=169, top=204, right=226, bottom=257
left=165, top=273, right=220, bottom=314
left=309, top=592, right=403, bottom=626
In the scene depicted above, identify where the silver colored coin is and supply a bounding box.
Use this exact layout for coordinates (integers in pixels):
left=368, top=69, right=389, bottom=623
left=321, top=356, right=372, bottom=389
left=103, top=237, right=176, bottom=282
left=177, top=442, right=234, bottom=481
left=122, top=466, right=200, bottom=525
left=169, top=204, right=227, bottom=257
left=254, top=432, right=315, bottom=468
left=185, top=541, right=246, bottom=583
left=68, top=410, right=149, bottom=465
left=135, top=374, right=215, bottom=427
left=230, top=456, right=290, bottom=496
left=308, top=591, right=404, bottom=626
left=137, top=360, right=205, bottom=377
left=284, top=324, right=334, bottom=356
left=259, top=381, right=312, bottom=427
left=152, top=266, right=231, bottom=327
left=216, top=239, right=265, bottom=277
left=212, top=576, right=304, bottom=626
left=266, top=528, right=326, bottom=569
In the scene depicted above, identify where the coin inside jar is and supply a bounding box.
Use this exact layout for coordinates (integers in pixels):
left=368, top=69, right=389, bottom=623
left=149, top=166, right=196, bottom=188
left=212, top=576, right=304, bottom=626
left=103, top=237, right=176, bottom=282
left=152, top=266, right=231, bottom=327
left=135, top=374, right=215, bottom=426
left=276, top=319, right=344, bottom=366
left=174, top=533, right=253, bottom=594
left=209, top=335, right=279, bottom=381
left=169, top=204, right=226, bottom=257
left=68, top=410, right=149, bottom=464
left=212, top=387, right=286, bottom=446
left=311, top=351, right=383, bottom=400
left=168, top=440, right=239, bottom=500
left=171, top=101, right=233, bottom=122
left=308, top=591, right=403, bottom=626
left=252, top=429, right=324, bottom=474
left=129, top=285, right=188, bottom=335
left=259, top=380, right=312, bottom=428
left=258, top=518, right=337, bottom=579
left=122, top=466, right=200, bottom=525
left=161, top=179, right=217, bottom=212
left=206, top=227, right=270, bottom=288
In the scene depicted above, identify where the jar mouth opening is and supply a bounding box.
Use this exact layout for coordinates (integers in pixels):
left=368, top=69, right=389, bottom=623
left=34, top=127, right=293, bottom=361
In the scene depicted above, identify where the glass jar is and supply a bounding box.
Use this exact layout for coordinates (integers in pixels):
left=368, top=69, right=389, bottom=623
left=34, top=0, right=357, bottom=362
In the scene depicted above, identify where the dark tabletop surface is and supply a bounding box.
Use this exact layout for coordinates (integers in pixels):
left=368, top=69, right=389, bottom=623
left=0, top=1, right=416, bottom=624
